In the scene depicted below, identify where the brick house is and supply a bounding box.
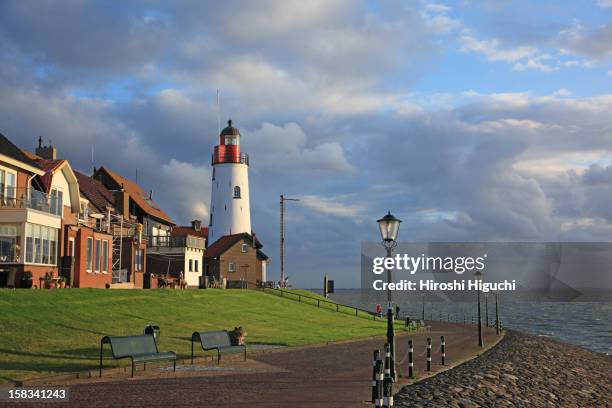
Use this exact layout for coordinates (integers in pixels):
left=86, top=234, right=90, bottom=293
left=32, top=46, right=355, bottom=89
left=93, top=166, right=174, bottom=287
left=25, top=141, right=113, bottom=288
left=0, top=134, right=113, bottom=288
left=0, top=133, right=51, bottom=287
left=75, top=170, right=143, bottom=288
left=203, top=233, right=269, bottom=288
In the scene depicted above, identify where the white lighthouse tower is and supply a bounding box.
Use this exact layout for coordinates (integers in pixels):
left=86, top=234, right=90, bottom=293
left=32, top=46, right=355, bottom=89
left=208, top=119, right=252, bottom=244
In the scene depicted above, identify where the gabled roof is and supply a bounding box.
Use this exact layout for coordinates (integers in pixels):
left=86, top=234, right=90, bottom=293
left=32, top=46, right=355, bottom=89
left=172, top=226, right=209, bottom=239
left=0, top=133, right=45, bottom=175
left=204, top=233, right=263, bottom=259
left=74, top=170, right=115, bottom=213
left=95, top=166, right=175, bottom=225
left=36, top=159, right=65, bottom=193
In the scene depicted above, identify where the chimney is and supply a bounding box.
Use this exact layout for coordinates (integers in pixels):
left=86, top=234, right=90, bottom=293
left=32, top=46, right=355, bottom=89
left=35, top=137, right=58, bottom=160
left=191, top=220, right=202, bottom=231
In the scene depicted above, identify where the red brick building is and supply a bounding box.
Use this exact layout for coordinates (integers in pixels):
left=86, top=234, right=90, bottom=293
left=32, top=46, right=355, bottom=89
left=203, top=233, right=268, bottom=288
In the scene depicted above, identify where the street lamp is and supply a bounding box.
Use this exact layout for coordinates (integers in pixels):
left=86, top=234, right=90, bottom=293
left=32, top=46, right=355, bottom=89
left=474, top=270, right=484, bottom=347
left=377, top=211, right=401, bottom=381
left=421, top=293, right=425, bottom=321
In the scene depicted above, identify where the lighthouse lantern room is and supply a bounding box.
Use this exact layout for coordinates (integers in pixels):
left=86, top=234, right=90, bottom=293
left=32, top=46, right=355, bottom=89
left=208, top=120, right=252, bottom=245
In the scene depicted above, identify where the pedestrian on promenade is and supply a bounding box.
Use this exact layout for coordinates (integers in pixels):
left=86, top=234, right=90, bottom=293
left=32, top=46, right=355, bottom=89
left=395, top=305, right=401, bottom=319
left=376, top=303, right=383, bottom=317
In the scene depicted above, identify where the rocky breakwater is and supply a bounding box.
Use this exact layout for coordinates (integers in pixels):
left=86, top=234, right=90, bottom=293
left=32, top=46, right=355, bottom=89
left=395, top=330, right=611, bottom=407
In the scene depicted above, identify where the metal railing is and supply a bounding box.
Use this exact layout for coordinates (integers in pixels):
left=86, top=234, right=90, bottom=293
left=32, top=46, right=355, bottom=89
left=259, top=286, right=381, bottom=321
left=211, top=153, right=249, bottom=165
left=0, top=187, right=60, bottom=216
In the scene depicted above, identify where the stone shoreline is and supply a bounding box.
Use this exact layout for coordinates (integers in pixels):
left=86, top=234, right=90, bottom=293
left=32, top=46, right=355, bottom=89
left=395, top=330, right=611, bottom=407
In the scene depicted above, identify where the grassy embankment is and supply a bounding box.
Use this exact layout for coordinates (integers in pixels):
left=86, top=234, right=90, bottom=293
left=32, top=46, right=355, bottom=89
left=0, top=288, right=398, bottom=382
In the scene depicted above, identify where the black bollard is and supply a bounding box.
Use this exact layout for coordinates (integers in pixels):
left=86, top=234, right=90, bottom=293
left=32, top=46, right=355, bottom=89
left=405, top=317, right=409, bottom=328
left=372, top=350, right=380, bottom=404
left=440, top=335, right=446, bottom=365
left=408, top=339, right=414, bottom=379
left=375, top=354, right=384, bottom=407
left=426, top=337, right=432, bottom=372
left=383, top=343, right=393, bottom=407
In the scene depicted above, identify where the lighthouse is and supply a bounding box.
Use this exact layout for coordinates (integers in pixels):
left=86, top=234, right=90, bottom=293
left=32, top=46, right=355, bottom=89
left=208, top=119, right=252, bottom=244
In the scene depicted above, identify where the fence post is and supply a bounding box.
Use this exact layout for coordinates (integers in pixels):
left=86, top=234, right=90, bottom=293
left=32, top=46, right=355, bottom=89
left=405, top=317, right=409, bottom=328
left=426, top=337, right=432, bottom=372
left=375, top=354, right=384, bottom=407
left=440, top=335, right=445, bottom=366
left=383, top=343, right=393, bottom=407
left=372, top=350, right=381, bottom=404
left=408, top=339, right=414, bottom=379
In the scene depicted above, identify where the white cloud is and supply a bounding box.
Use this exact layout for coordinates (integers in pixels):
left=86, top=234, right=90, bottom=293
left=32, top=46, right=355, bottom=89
left=244, top=122, right=354, bottom=174
left=298, top=194, right=367, bottom=217
left=608, top=70, right=612, bottom=76
left=460, top=32, right=537, bottom=62
left=425, top=3, right=451, bottom=13
left=596, top=0, right=612, bottom=8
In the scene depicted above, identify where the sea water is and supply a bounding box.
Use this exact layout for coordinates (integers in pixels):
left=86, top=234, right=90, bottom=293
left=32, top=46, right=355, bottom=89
left=320, top=289, right=612, bottom=354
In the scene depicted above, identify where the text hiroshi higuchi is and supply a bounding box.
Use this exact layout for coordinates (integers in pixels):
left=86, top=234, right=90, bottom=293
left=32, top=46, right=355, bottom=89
left=372, top=279, right=516, bottom=292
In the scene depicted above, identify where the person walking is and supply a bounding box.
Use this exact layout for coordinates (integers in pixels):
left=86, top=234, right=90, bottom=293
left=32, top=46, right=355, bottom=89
left=376, top=303, right=383, bottom=317
left=395, top=304, right=401, bottom=319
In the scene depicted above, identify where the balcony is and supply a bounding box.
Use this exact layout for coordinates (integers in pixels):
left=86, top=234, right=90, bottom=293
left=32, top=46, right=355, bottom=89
left=211, top=152, right=249, bottom=166
left=148, top=235, right=205, bottom=250
left=0, top=187, right=61, bottom=216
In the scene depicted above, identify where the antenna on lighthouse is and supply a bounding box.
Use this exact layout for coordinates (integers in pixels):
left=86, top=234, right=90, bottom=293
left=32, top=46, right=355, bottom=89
left=280, top=194, right=300, bottom=288
left=216, top=89, right=221, bottom=135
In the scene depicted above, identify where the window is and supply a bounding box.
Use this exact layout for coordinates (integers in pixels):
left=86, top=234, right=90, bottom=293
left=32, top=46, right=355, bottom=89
left=233, top=186, right=241, bottom=199
left=102, top=240, right=109, bottom=273
left=225, top=135, right=238, bottom=145
left=228, top=262, right=236, bottom=272
left=195, top=260, right=199, bottom=272
left=0, top=225, right=18, bottom=263
left=241, top=243, right=248, bottom=253
left=49, top=229, right=57, bottom=265
left=33, top=224, right=41, bottom=263
left=25, top=224, right=33, bottom=263
left=189, top=259, right=193, bottom=272
left=41, top=227, right=49, bottom=264
left=24, top=224, right=58, bottom=265
left=86, top=237, right=93, bottom=271
left=135, top=249, right=143, bottom=271
left=95, top=239, right=101, bottom=272
left=0, top=168, right=16, bottom=204
left=49, top=189, right=63, bottom=216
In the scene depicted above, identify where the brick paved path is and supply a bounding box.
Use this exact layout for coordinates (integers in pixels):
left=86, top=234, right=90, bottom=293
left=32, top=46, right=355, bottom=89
left=6, top=322, right=498, bottom=408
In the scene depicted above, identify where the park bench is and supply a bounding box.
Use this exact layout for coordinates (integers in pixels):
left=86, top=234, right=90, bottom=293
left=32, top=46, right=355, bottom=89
left=191, top=330, right=246, bottom=364
left=99, top=335, right=176, bottom=377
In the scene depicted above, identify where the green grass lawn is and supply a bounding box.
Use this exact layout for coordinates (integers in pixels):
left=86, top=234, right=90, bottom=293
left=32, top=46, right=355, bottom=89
left=0, top=288, right=397, bottom=382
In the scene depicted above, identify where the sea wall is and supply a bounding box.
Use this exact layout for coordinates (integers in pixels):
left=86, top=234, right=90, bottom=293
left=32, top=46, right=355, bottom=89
left=395, top=330, right=611, bottom=407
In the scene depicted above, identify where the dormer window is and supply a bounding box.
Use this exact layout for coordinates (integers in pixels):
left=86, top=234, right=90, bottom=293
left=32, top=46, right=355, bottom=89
left=233, top=186, right=241, bottom=199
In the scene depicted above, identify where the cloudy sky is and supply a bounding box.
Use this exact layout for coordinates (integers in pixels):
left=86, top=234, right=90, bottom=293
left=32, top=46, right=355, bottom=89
left=1, top=1, right=611, bottom=287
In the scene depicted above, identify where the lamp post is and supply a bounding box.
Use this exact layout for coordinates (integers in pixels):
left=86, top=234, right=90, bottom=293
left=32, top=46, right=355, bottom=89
left=495, top=291, right=500, bottom=336
left=421, top=293, right=425, bottom=321
left=474, top=270, right=484, bottom=347
left=377, top=211, right=401, bottom=381
left=485, top=293, right=489, bottom=327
